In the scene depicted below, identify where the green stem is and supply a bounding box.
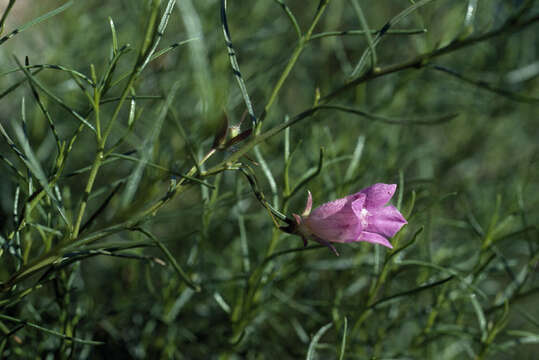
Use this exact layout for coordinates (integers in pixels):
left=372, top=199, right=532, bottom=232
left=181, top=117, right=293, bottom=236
left=322, top=12, right=539, bottom=103
left=0, top=313, right=103, bottom=345
left=72, top=149, right=103, bottom=239
left=70, top=53, right=143, bottom=240
left=309, top=28, right=426, bottom=40
left=258, top=0, right=331, bottom=127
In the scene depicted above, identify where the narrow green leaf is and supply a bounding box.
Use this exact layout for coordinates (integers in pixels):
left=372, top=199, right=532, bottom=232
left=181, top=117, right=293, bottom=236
left=136, top=228, right=200, bottom=292
left=318, top=104, right=459, bottom=125
left=254, top=146, right=278, bottom=208
left=350, top=0, right=437, bottom=77
left=470, top=294, right=487, bottom=341
left=0, top=0, right=74, bottom=46
left=344, top=135, right=365, bottom=182
left=0, top=313, right=103, bottom=345
left=149, top=37, right=199, bottom=62
left=121, top=80, right=179, bottom=207
left=306, top=322, right=333, bottom=360
left=109, top=17, right=118, bottom=54
left=310, top=28, right=427, bottom=40
left=338, top=317, right=348, bottom=360
left=13, top=56, right=95, bottom=132
left=350, top=0, right=377, bottom=67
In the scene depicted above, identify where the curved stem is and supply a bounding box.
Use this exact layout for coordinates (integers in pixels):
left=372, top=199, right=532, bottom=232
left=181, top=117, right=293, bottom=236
left=258, top=0, right=332, bottom=127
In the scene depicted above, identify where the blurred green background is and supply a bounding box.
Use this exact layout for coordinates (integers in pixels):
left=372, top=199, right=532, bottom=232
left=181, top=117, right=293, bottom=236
left=0, top=0, right=538, bottom=358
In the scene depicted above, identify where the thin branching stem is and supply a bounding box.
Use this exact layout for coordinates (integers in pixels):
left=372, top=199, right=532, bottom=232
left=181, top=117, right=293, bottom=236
left=323, top=12, right=539, bottom=102
left=258, top=0, right=332, bottom=127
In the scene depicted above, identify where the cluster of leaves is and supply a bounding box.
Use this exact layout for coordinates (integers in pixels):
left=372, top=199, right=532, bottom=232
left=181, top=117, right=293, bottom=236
left=0, top=0, right=537, bottom=358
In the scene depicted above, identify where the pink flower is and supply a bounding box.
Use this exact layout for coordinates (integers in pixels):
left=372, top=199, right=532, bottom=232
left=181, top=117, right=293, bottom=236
left=293, top=184, right=407, bottom=255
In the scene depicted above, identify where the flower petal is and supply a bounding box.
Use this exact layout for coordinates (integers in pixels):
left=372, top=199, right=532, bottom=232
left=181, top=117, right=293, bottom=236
left=360, top=232, right=393, bottom=248
left=365, top=205, right=407, bottom=239
left=359, top=183, right=397, bottom=209
left=309, top=196, right=347, bottom=221
left=305, top=194, right=366, bottom=243
left=304, top=215, right=359, bottom=243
